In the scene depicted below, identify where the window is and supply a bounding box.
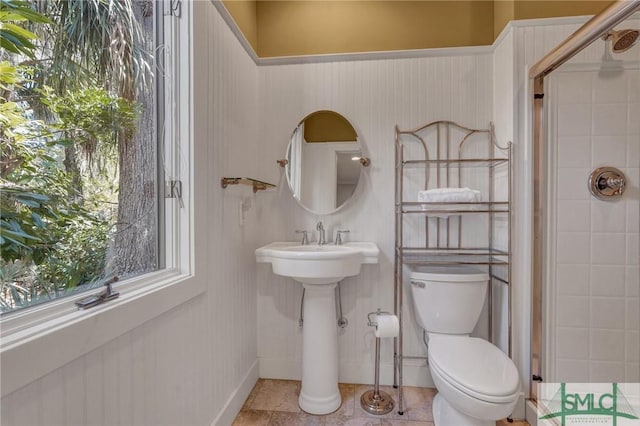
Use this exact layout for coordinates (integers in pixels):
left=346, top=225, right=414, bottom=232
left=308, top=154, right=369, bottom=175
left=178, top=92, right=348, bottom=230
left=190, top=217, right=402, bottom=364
left=1, top=0, right=181, bottom=314
left=0, top=0, right=193, bottom=397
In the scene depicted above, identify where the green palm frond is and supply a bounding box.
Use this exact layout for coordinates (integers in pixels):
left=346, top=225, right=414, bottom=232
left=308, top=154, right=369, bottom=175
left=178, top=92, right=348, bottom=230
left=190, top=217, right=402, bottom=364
left=0, top=0, right=52, bottom=57
left=39, top=0, right=152, bottom=98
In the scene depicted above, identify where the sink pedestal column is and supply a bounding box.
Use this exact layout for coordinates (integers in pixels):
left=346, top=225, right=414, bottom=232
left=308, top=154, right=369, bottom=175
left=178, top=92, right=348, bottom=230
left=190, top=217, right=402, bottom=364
left=298, top=282, right=341, bottom=415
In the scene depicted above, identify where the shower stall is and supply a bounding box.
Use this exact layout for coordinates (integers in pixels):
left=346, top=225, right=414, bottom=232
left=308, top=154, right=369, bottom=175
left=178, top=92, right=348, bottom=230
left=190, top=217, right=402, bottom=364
left=530, top=0, right=640, bottom=407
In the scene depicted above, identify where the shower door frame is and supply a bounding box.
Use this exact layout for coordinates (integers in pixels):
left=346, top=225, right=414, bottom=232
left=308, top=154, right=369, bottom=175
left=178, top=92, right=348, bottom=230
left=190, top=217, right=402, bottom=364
left=528, top=0, right=640, bottom=404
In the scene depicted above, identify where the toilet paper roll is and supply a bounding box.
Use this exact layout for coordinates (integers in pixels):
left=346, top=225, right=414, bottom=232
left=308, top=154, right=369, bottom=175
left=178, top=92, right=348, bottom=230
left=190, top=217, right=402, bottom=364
left=375, top=314, right=399, bottom=338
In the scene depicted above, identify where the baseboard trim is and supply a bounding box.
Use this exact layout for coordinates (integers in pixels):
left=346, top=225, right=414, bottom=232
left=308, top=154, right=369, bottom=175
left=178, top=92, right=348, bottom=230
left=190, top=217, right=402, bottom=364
left=526, top=399, right=538, bottom=426
left=258, top=357, right=433, bottom=388
left=211, top=360, right=259, bottom=426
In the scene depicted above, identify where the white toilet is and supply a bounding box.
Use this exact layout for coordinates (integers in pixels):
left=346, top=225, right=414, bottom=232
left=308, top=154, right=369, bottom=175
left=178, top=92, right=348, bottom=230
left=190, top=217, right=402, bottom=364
left=409, top=267, right=520, bottom=426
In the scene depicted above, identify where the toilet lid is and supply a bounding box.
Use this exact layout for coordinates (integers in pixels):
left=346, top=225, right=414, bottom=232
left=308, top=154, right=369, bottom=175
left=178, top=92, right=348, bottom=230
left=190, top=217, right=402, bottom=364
left=429, top=337, right=520, bottom=399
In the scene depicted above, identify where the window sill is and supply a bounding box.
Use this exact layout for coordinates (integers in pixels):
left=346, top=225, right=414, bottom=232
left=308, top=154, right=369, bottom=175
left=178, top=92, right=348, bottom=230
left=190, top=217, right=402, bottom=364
left=0, top=270, right=203, bottom=397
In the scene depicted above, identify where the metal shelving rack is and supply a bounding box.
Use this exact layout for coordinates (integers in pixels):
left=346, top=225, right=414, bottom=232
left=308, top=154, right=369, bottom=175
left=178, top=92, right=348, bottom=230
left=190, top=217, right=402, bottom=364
left=392, top=121, right=512, bottom=415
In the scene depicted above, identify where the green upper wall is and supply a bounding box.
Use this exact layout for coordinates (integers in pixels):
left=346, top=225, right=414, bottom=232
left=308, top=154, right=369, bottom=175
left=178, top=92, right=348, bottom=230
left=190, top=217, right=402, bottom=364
left=222, top=0, right=614, bottom=58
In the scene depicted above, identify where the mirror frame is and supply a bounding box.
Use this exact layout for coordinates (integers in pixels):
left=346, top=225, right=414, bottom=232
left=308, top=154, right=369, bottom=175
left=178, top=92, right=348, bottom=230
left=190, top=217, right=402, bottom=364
left=284, top=110, right=367, bottom=216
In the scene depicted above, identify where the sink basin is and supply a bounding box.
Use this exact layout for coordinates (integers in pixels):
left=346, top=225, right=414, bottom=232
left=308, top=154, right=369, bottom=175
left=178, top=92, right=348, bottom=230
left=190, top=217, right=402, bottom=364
left=256, top=240, right=379, bottom=414
left=256, top=242, right=379, bottom=285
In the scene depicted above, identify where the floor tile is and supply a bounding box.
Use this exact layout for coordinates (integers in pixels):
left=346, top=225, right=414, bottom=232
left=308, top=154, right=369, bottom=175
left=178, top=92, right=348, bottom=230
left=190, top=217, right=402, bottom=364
left=325, top=416, right=381, bottom=426
left=235, top=380, right=529, bottom=426
left=399, top=386, right=435, bottom=421
left=232, top=409, right=273, bottom=426
left=320, top=383, right=356, bottom=419
left=268, top=411, right=325, bottom=425
left=248, top=379, right=302, bottom=413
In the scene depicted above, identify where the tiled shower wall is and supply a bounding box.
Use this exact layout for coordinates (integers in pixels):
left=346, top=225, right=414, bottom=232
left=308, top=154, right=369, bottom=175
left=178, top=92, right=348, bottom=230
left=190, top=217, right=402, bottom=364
left=549, top=65, right=640, bottom=382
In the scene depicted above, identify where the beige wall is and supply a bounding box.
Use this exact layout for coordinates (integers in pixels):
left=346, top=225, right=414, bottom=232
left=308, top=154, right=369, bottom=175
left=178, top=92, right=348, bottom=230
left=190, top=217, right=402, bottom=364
left=495, top=0, right=612, bottom=39
left=223, top=0, right=615, bottom=58
left=222, top=0, right=258, bottom=51
left=303, top=111, right=358, bottom=143
left=494, top=0, right=515, bottom=39
left=513, top=0, right=612, bottom=21
left=256, top=1, right=494, bottom=57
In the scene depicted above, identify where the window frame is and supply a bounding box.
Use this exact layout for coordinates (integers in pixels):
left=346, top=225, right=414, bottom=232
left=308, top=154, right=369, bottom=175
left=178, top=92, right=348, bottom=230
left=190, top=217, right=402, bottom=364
left=0, top=1, right=199, bottom=398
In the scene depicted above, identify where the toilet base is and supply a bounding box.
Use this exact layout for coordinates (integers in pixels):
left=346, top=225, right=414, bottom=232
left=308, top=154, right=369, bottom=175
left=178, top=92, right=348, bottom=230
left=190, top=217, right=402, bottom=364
left=433, top=393, right=494, bottom=426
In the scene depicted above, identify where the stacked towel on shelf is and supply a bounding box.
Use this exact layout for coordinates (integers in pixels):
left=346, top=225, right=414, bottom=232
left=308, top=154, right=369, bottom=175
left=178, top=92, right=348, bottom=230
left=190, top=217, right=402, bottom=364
left=418, top=187, right=482, bottom=203
left=417, top=187, right=482, bottom=218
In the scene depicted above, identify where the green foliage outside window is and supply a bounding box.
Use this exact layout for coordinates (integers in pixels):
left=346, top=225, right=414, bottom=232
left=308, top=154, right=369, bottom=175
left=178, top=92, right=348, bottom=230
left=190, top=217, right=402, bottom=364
left=0, top=0, right=155, bottom=312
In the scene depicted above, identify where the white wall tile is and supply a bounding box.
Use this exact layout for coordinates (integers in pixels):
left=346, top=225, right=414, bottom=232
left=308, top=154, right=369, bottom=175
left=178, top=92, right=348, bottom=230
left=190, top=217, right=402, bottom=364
left=627, top=233, right=639, bottom=265
left=626, top=363, right=640, bottom=381
left=630, top=72, right=640, bottom=102
left=558, top=136, right=591, bottom=167
left=626, top=199, right=639, bottom=233
left=590, top=297, right=625, bottom=329
left=593, top=73, right=628, bottom=104
left=557, top=232, right=591, bottom=264
left=555, top=359, right=589, bottom=382
left=627, top=297, right=640, bottom=331
left=590, top=361, right=626, bottom=382
left=557, top=296, right=589, bottom=327
left=557, top=327, right=589, bottom=359
left=592, top=135, right=627, bottom=167
left=546, top=57, right=640, bottom=384
left=627, top=266, right=640, bottom=297
left=558, top=200, right=591, bottom=232
left=557, top=264, right=590, bottom=296
left=557, top=71, right=592, bottom=104
left=593, top=104, right=628, bottom=136
left=628, top=134, right=640, bottom=167
left=627, top=331, right=639, bottom=362
left=557, top=168, right=591, bottom=200
left=591, top=265, right=625, bottom=297
left=629, top=103, right=640, bottom=134
left=590, top=329, right=625, bottom=361
left=591, top=233, right=626, bottom=265
left=591, top=197, right=626, bottom=233
left=557, top=103, right=592, bottom=136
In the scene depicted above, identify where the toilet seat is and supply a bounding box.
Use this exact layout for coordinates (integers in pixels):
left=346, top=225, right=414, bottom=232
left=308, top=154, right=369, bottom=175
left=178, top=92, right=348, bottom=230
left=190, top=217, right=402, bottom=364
left=428, top=336, right=520, bottom=404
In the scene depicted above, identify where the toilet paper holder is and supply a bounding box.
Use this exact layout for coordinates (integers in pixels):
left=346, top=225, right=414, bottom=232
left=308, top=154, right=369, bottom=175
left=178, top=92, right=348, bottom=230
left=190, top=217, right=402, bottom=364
left=361, top=309, right=396, bottom=415
left=367, top=309, right=392, bottom=327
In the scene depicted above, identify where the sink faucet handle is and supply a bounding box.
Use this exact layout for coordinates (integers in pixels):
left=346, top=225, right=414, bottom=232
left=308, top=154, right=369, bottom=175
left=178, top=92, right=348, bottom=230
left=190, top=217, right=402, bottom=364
left=295, top=230, right=309, bottom=245
left=316, top=221, right=326, bottom=245
left=335, top=230, right=350, bottom=245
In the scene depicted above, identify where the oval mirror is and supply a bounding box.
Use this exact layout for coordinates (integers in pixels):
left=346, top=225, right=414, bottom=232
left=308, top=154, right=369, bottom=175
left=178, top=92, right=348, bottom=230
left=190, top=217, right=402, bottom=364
left=285, top=110, right=364, bottom=215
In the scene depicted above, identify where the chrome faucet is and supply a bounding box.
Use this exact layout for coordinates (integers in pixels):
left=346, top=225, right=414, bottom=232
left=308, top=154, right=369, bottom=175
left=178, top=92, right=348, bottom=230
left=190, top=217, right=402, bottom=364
left=316, top=221, right=327, bottom=245
left=295, top=230, right=309, bottom=245
left=335, top=230, right=350, bottom=245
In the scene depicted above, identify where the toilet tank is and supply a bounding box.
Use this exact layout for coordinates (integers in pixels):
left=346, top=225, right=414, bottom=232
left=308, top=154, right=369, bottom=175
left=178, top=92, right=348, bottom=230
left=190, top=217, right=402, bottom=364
left=409, top=266, right=488, bottom=334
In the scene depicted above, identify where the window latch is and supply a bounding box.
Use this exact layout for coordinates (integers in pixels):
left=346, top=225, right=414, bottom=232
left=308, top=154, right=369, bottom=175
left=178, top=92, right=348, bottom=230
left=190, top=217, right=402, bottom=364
left=165, top=179, right=184, bottom=208
left=164, top=0, right=181, bottom=17
left=75, top=276, right=120, bottom=310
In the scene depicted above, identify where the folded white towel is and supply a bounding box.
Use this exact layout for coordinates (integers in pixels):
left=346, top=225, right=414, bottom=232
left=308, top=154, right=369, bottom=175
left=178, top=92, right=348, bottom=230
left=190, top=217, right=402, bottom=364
left=417, top=188, right=482, bottom=218
left=418, top=187, right=482, bottom=203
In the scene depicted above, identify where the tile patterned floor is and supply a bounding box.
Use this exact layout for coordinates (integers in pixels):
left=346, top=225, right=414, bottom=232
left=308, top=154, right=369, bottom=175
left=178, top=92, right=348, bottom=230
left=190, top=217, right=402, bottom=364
left=232, top=379, right=530, bottom=426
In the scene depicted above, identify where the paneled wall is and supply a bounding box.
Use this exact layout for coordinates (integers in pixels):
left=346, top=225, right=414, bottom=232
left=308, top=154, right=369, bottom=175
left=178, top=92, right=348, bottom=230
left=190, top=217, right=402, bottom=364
left=3, top=5, right=637, bottom=425
left=255, top=54, right=494, bottom=387
left=0, top=3, right=262, bottom=425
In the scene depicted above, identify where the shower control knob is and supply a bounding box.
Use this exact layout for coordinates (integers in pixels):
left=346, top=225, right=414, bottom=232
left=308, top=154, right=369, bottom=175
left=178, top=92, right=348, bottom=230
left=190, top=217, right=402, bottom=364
left=588, top=167, right=626, bottom=200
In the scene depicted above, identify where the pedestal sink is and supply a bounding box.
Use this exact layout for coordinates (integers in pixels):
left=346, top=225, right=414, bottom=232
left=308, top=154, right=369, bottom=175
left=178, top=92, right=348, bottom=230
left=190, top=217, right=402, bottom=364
left=255, top=242, right=379, bottom=414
